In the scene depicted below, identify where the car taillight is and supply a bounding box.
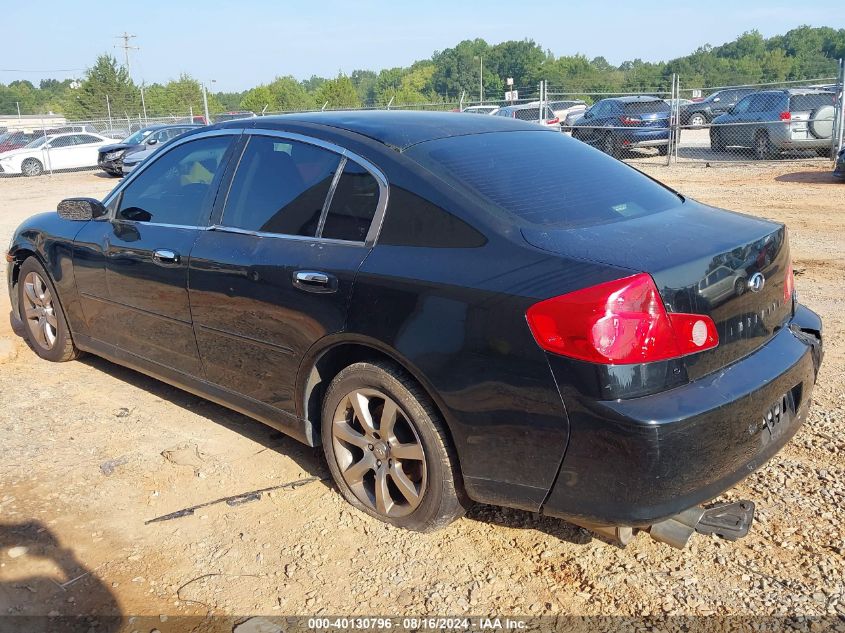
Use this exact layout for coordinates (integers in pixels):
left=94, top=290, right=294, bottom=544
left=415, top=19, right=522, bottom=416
left=784, top=261, right=795, bottom=302
left=779, top=111, right=791, bottom=121
left=525, top=273, right=718, bottom=364
left=546, top=117, right=560, bottom=125
left=620, top=116, right=641, bottom=126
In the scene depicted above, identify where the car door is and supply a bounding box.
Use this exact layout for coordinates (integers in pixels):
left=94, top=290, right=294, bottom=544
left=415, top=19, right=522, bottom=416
left=42, top=135, right=77, bottom=170
left=68, top=134, right=106, bottom=168
left=188, top=131, right=386, bottom=415
left=725, top=95, right=754, bottom=146
left=73, top=131, right=237, bottom=375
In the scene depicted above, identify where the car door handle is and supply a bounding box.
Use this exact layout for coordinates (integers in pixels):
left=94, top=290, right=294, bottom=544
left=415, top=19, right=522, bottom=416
left=293, top=270, right=337, bottom=293
left=152, top=249, right=181, bottom=267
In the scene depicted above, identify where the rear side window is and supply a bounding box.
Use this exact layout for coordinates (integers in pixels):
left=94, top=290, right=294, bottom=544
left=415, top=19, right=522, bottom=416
left=222, top=136, right=340, bottom=236
left=407, top=131, right=682, bottom=229
left=790, top=94, right=834, bottom=112
left=321, top=161, right=380, bottom=242
left=623, top=100, right=669, bottom=115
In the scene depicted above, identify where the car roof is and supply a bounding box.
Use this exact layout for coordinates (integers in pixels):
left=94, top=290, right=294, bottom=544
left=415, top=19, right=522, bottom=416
left=751, top=88, right=835, bottom=96
left=142, top=123, right=202, bottom=131
left=218, top=110, right=552, bottom=150
left=604, top=95, right=664, bottom=103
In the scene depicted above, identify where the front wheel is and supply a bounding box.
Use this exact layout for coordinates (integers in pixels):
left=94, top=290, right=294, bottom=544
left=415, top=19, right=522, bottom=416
left=601, top=133, right=618, bottom=157
left=321, top=361, right=469, bottom=532
left=21, top=158, right=43, bottom=177
left=17, top=258, right=79, bottom=362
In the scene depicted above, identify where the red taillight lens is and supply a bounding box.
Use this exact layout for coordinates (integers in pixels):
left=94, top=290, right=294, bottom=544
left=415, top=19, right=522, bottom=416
left=546, top=117, right=560, bottom=125
left=779, top=111, right=791, bottom=121
left=526, top=273, right=718, bottom=364
left=784, top=261, right=795, bottom=302
left=620, top=116, right=641, bottom=126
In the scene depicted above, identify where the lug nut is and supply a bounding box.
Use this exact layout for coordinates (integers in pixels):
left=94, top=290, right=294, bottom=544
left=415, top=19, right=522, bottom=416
left=377, top=460, right=382, bottom=467
left=368, top=444, right=374, bottom=450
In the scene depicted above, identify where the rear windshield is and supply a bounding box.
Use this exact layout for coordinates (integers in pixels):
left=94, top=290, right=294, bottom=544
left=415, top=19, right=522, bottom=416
left=789, top=93, right=834, bottom=111
left=623, top=100, right=670, bottom=114
left=513, top=108, right=542, bottom=121
left=406, top=131, right=682, bottom=229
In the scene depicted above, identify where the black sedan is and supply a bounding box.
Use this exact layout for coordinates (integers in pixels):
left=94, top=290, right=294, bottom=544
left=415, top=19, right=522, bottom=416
left=6, top=111, right=823, bottom=549
left=97, top=124, right=203, bottom=176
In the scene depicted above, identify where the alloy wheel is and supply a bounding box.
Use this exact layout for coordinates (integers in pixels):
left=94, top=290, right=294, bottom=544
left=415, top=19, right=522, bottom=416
left=331, top=388, right=427, bottom=518
left=690, top=114, right=706, bottom=127
left=22, top=271, right=58, bottom=350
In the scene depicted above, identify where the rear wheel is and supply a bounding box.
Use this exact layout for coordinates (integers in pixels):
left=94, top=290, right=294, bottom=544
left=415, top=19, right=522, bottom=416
left=601, top=133, right=617, bottom=157
left=753, top=131, right=776, bottom=160
left=321, top=361, right=468, bottom=532
left=17, top=258, right=79, bottom=362
left=689, top=113, right=707, bottom=128
left=816, top=147, right=832, bottom=158
left=710, top=129, right=726, bottom=152
left=21, top=158, right=43, bottom=177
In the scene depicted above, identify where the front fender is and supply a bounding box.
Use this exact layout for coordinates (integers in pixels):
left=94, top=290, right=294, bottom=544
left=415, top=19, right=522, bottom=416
left=7, top=212, right=90, bottom=339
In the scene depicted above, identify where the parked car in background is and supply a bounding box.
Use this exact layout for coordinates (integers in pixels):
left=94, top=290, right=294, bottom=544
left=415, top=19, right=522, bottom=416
left=461, top=105, right=499, bottom=115
left=44, top=124, right=100, bottom=135
left=0, top=132, right=119, bottom=176
left=120, top=124, right=203, bottom=174
left=6, top=111, right=822, bottom=550
left=0, top=132, right=38, bottom=154
left=835, top=146, right=845, bottom=180
left=710, top=89, right=836, bottom=159
left=681, top=88, right=756, bottom=127
left=213, top=111, right=256, bottom=123
left=570, top=96, right=670, bottom=156
left=98, top=124, right=203, bottom=176
left=664, top=98, right=693, bottom=108
left=494, top=103, right=561, bottom=129
left=548, top=100, right=587, bottom=129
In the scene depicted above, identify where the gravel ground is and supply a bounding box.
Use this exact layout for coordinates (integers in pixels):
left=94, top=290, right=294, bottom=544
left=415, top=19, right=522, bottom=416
left=0, top=163, right=843, bottom=630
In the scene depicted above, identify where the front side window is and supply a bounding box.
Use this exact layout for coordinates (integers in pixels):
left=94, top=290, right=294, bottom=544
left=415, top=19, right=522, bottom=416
left=77, top=134, right=101, bottom=144
left=221, top=136, right=341, bottom=236
left=50, top=136, right=74, bottom=148
left=732, top=96, right=753, bottom=114
left=117, top=135, right=232, bottom=225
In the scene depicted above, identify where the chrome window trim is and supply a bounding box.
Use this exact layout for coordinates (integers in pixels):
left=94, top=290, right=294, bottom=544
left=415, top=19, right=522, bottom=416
left=226, top=129, right=389, bottom=247
left=207, top=223, right=368, bottom=248
left=101, top=127, right=390, bottom=248
left=315, top=155, right=347, bottom=238
left=101, top=128, right=244, bottom=214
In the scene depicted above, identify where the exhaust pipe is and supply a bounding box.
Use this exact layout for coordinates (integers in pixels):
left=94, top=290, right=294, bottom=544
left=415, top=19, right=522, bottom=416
left=565, top=500, right=755, bottom=550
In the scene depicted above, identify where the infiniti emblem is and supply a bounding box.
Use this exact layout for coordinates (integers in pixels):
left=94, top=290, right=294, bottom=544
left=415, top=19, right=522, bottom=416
left=747, top=272, right=765, bottom=293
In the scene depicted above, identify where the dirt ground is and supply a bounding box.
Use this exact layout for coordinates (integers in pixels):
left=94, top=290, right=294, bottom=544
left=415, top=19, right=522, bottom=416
left=0, top=162, right=843, bottom=630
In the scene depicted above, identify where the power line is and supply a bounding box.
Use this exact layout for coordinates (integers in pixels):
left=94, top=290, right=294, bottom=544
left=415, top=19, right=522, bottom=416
left=114, top=32, right=139, bottom=81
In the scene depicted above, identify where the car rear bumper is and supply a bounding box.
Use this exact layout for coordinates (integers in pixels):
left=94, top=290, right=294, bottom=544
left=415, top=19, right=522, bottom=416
left=612, top=129, right=669, bottom=148
left=542, top=303, right=822, bottom=527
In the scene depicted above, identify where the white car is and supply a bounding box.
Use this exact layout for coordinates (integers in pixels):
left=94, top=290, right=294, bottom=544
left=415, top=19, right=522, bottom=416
left=461, top=105, right=500, bottom=115
left=0, top=132, right=120, bottom=177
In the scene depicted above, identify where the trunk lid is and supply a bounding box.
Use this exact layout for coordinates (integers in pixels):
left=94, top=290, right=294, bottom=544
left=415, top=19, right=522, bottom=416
left=522, top=200, right=792, bottom=378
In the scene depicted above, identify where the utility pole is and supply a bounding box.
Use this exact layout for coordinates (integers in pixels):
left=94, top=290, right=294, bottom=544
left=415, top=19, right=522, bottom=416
left=480, top=56, right=484, bottom=103
left=16, top=101, right=21, bottom=120
left=202, top=84, right=210, bottom=125
left=114, top=32, right=139, bottom=80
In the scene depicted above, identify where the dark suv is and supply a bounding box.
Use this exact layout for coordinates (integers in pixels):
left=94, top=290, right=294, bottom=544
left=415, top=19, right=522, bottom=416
left=680, top=88, right=756, bottom=127
left=7, top=112, right=822, bottom=549
left=571, top=96, right=670, bottom=156
left=711, top=89, right=836, bottom=159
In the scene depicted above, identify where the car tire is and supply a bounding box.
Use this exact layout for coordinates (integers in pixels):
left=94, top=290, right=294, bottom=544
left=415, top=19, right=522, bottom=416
left=753, top=131, right=776, bottom=160
left=689, top=113, right=707, bottom=128
left=601, top=133, right=617, bottom=157
left=710, top=129, right=726, bottom=152
left=734, top=278, right=746, bottom=297
left=17, top=257, right=80, bottom=362
left=321, top=360, right=469, bottom=532
left=21, top=158, right=43, bottom=177
left=816, top=147, right=832, bottom=158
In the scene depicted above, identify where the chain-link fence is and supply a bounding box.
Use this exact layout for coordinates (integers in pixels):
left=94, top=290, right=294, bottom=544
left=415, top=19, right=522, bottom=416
left=3, top=62, right=843, bottom=175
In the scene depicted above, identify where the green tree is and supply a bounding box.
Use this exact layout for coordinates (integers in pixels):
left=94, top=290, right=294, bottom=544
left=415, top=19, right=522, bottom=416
left=267, top=76, right=315, bottom=111
left=62, top=54, right=138, bottom=118
left=240, top=85, right=276, bottom=113
left=315, top=75, right=360, bottom=108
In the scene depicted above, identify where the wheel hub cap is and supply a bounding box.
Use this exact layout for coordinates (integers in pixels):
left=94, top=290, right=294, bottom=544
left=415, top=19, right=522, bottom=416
left=331, top=388, right=427, bottom=518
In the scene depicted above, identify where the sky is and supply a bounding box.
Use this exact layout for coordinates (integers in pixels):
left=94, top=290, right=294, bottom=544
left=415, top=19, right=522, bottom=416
left=2, top=0, right=843, bottom=92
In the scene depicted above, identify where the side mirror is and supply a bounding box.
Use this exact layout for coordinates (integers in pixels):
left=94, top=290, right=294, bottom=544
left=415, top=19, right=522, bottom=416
left=57, top=197, right=107, bottom=221
left=147, top=138, right=158, bottom=146
left=712, top=97, right=721, bottom=103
